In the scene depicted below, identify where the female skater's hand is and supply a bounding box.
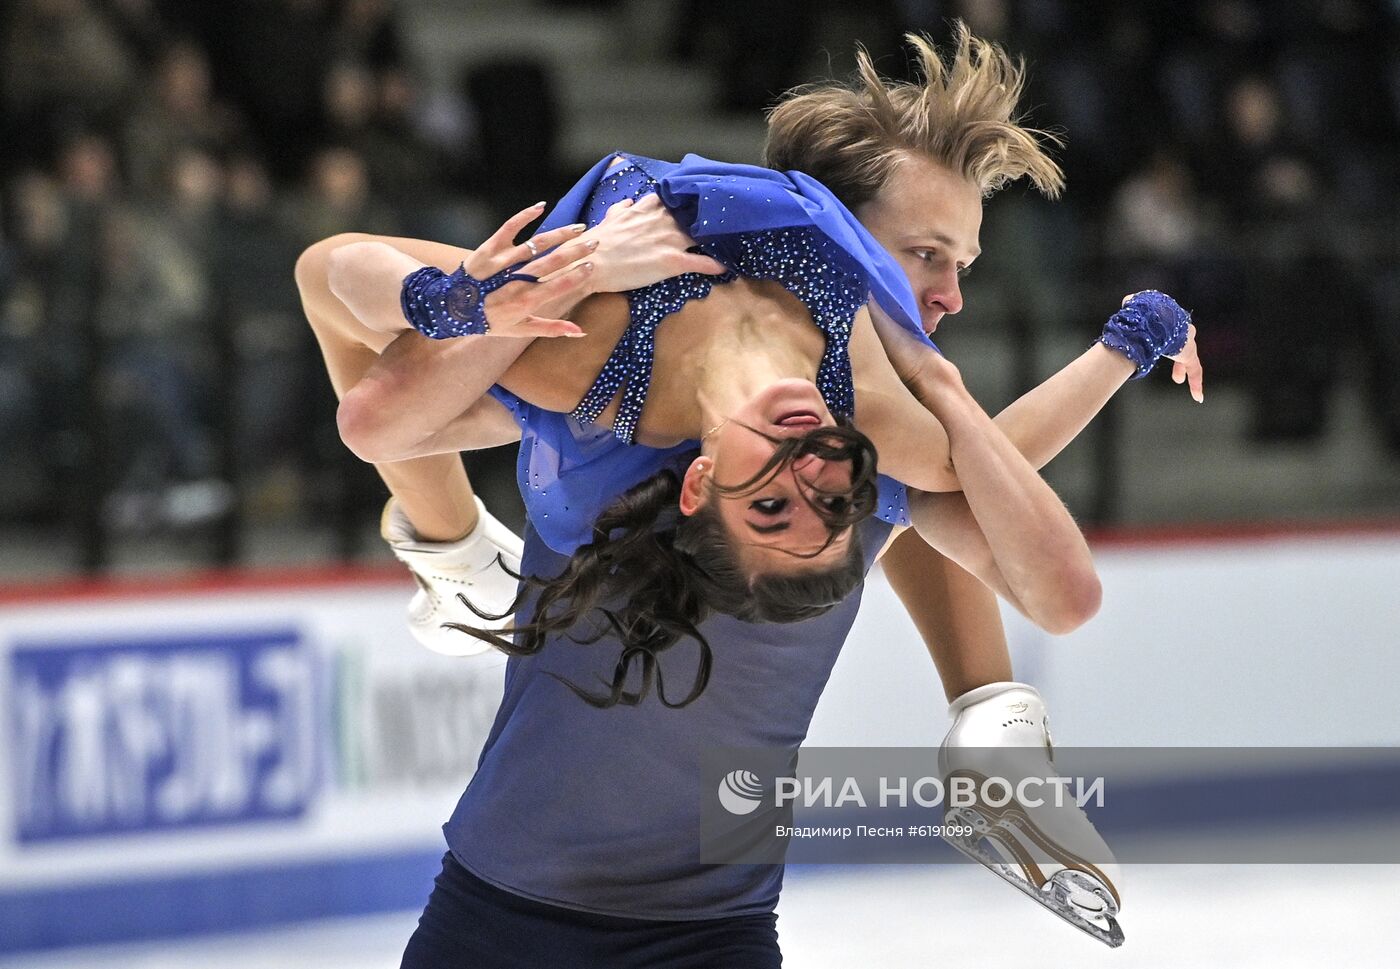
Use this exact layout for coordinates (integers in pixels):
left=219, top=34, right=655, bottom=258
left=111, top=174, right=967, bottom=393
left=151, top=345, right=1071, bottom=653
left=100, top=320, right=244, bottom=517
left=461, top=202, right=600, bottom=338
left=1165, top=321, right=1204, bottom=403
left=538, top=194, right=727, bottom=293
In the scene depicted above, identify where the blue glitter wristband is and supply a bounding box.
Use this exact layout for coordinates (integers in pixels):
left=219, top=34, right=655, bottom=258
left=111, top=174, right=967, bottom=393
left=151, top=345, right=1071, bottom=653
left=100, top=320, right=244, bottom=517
left=1098, top=290, right=1191, bottom=379
left=399, top=262, right=539, bottom=339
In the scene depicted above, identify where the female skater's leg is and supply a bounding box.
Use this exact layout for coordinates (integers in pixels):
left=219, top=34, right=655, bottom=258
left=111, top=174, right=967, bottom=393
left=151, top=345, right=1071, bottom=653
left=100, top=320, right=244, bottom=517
left=879, top=528, right=1013, bottom=700
left=296, top=233, right=511, bottom=539
left=295, top=222, right=588, bottom=539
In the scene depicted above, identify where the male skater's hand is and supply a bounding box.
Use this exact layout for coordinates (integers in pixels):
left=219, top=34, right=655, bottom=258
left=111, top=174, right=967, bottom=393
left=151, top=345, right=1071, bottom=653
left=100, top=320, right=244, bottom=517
left=867, top=298, right=946, bottom=389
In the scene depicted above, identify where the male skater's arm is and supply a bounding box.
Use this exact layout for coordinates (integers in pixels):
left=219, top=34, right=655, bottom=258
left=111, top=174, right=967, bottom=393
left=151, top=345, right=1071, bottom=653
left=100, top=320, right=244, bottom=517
left=903, top=352, right=1101, bottom=634
left=875, top=315, right=1200, bottom=695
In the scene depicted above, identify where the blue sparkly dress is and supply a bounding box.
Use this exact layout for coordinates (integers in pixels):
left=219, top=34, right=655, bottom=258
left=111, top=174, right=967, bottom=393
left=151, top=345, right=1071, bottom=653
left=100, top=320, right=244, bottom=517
left=485, top=153, right=937, bottom=554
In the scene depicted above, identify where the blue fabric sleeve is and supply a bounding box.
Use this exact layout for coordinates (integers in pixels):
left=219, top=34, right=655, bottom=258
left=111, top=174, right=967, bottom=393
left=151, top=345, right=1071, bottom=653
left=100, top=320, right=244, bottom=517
left=658, top=156, right=937, bottom=354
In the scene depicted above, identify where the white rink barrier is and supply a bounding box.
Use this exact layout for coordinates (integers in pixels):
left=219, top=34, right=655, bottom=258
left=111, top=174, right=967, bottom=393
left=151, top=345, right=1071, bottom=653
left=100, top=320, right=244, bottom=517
left=0, top=569, right=506, bottom=952
left=2, top=527, right=1399, bottom=952
left=811, top=527, right=1400, bottom=750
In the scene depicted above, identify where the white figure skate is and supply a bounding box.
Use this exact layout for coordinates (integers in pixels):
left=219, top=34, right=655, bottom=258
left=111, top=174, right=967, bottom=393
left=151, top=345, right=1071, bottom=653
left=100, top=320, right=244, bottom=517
left=381, top=497, right=525, bottom=656
left=939, top=682, right=1124, bottom=947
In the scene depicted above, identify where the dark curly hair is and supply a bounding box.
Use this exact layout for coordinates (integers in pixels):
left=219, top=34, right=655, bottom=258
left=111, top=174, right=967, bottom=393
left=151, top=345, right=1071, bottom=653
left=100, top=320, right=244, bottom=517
left=448, top=420, right=880, bottom=708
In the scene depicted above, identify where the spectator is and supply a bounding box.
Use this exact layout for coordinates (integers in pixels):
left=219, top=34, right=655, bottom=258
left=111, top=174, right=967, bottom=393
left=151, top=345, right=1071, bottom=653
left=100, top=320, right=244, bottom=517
left=96, top=146, right=222, bottom=528
left=0, top=0, right=1392, bottom=564
left=320, top=59, right=434, bottom=205
left=122, top=40, right=244, bottom=198
left=333, top=0, right=407, bottom=70
left=1, top=0, right=139, bottom=162
left=1107, top=149, right=1212, bottom=303
left=185, top=0, right=337, bottom=178
left=211, top=152, right=313, bottom=511
left=0, top=191, right=45, bottom=513
left=289, top=146, right=397, bottom=248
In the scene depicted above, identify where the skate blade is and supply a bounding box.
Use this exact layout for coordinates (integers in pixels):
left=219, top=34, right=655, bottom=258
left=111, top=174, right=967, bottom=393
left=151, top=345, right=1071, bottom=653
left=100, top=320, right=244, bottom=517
left=943, top=828, right=1125, bottom=948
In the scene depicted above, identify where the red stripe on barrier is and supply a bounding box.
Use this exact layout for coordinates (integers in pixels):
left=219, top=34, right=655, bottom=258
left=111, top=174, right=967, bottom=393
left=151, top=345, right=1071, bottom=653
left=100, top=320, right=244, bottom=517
left=0, top=564, right=410, bottom=607
left=2, top=518, right=1398, bottom=605
left=1085, top=517, right=1400, bottom=549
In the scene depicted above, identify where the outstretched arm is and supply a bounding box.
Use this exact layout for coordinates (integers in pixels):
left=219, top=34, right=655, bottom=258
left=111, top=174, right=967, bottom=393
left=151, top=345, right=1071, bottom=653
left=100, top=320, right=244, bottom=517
left=868, top=294, right=1202, bottom=473
left=853, top=301, right=1099, bottom=633
left=873, top=296, right=1199, bottom=694
left=875, top=343, right=1140, bottom=700
left=993, top=326, right=1201, bottom=469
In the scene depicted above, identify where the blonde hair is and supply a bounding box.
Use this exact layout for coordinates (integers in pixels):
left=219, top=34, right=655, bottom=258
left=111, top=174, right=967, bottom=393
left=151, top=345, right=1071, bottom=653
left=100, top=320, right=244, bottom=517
left=764, top=23, right=1064, bottom=209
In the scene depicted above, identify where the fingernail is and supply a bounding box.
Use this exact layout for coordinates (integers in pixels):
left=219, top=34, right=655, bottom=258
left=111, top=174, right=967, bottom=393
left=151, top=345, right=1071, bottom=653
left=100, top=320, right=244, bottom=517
left=579, top=261, right=593, bottom=271
left=570, top=223, right=587, bottom=232
left=586, top=239, right=599, bottom=250
left=566, top=331, right=587, bottom=338
left=533, top=201, right=547, bottom=208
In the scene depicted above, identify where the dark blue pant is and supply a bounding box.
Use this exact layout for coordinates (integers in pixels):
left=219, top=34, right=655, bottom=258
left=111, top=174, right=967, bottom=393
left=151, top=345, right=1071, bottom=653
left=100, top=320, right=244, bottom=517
left=401, top=853, right=782, bottom=968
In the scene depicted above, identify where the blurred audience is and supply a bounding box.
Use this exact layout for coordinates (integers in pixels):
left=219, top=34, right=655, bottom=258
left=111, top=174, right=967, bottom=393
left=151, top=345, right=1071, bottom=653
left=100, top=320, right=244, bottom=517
left=0, top=0, right=1396, bottom=569
left=0, top=0, right=437, bottom=545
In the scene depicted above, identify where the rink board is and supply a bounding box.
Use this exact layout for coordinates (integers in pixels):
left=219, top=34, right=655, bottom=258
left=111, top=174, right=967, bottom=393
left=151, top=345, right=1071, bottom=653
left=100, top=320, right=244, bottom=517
left=3, top=531, right=1400, bottom=953
left=0, top=572, right=506, bottom=952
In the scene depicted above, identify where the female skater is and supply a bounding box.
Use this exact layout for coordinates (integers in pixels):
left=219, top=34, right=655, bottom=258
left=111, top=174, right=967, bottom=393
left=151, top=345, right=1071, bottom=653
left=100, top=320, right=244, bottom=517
left=319, top=148, right=1116, bottom=706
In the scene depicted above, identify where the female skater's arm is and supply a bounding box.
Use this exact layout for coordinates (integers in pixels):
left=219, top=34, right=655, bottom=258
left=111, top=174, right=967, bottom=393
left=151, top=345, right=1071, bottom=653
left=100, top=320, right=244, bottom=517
left=326, top=207, right=599, bottom=340
left=989, top=316, right=1202, bottom=469
left=866, top=298, right=1202, bottom=471
left=328, top=195, right=725, bottom=340
left=847, top=308, right=960, bottom=491
left=991, top=328, right=1200, bottom=468
left=308, top=219, right=588, bottom=464
left=296, top=229, right=529, bottom=466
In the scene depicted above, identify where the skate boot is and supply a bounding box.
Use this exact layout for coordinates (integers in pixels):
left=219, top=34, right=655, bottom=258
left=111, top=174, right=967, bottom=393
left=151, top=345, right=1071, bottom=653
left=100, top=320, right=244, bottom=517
left=381, top=497, right=525, bottom=656
left=939, top=682, right=1124, bottom=947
